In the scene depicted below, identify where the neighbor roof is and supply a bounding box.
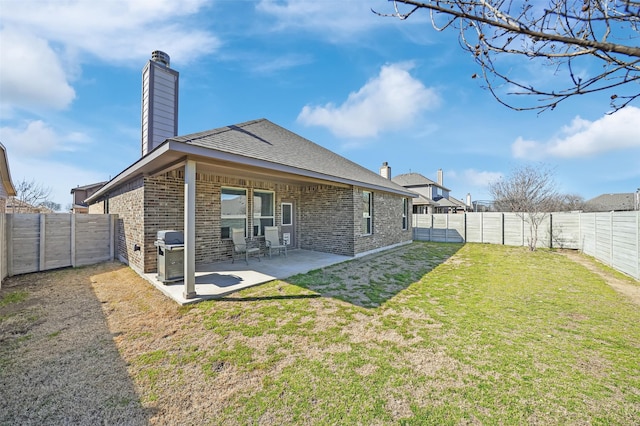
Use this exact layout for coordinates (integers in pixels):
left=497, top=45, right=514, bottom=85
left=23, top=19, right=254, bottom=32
left=392, top=172, right=451, bottom=192
left=585, top=193, right=638, bottom=211
left=0, top=142, right=16, bottom=197
left=87, top=119, right=414, bottom=203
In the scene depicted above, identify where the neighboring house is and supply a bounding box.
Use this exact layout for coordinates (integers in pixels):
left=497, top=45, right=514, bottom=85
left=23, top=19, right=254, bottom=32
left=584, top=192, right=640, bottom=212
left=391, top=169, right=469, bottom=214
left=86, top=119, right=415, bottom=298
left=5, top=198, right=55, bottom=214
left=0, top=142, right=17, bottom=213
left=70, top=181, right=107, bottom=213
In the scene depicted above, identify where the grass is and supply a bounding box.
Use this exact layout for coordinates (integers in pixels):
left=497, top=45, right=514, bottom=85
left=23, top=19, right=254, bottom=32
left=187, top=242, right=640, bottom=424
left=1, top=242, right=638, bottom=424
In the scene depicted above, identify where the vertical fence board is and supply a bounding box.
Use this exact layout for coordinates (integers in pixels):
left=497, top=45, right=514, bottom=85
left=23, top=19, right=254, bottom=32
left=413, top=211, right=639, bottom=280
left=5, top=213, right=116, bottom=276
left=0, top=214, right=6, bottom=285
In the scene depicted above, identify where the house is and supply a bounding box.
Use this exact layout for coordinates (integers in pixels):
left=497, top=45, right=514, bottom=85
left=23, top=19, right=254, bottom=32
left=86, top=119, right=415, bottom=298
left=4, top=198, right=55, bottom=214
left=584, top=192, right=640, bottom=212
left=390, top=168, right=469, bottom=214
left=70, top=181, right=107, bottom=213
left=0, top=142, right=17, bottom=213
left=85, top=52, right=414, bottom=299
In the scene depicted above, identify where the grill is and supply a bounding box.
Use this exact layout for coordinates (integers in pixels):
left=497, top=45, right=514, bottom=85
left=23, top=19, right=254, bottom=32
left=154, top=230, right=184, bottom=283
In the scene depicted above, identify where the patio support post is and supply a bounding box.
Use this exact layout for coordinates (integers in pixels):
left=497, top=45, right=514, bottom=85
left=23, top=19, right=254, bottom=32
left=183, top=159, right=196, bottom=299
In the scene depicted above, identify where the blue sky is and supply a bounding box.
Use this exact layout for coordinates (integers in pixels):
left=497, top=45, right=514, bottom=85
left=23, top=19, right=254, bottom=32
left=1, top=0, right=639, bottom=210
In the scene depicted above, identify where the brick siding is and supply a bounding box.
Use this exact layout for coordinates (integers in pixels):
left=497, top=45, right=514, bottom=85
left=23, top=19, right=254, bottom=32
left=91, top=167, right=412, bottom=273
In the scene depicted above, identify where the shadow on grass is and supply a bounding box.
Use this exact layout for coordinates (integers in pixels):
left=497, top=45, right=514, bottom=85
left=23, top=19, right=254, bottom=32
left=0, top=264, right=153, bottom=425
left=218, top=294, right=322, bottom=302
left=286, top=241, right=464, bottom=308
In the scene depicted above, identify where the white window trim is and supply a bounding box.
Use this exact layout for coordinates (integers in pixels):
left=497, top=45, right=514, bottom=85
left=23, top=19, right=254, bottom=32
left=221, top=186, right=247, bottom=237
left=362, top=190, right=372, bottom=236
left=402, top=197, right=408, bottom=230
left=281, top=202, right=293, bottom=226
left=253, top=189, right=275, bottom=236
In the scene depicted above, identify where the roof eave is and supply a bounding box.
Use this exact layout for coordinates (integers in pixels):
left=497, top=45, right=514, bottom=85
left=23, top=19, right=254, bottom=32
left=87, top=140, right=415, bottom=203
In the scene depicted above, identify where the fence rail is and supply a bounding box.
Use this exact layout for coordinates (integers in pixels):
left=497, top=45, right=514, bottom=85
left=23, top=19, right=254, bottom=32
left=1, top=213, right=117, bottom=286
left=413, top=212, right=640, bottom=280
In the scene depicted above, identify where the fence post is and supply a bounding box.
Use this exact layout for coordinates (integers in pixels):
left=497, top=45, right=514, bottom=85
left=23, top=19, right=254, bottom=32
left=5, top=214, right=12, bottom=277
left=610, top=212, right=614, bottom=267
left=39, top=214, right=45, bottom=272
left=71, top=214, right=76, bottom=267
left=636, top=211, right=639, bottom=280
left=445, top=214, right=449, bottom=242
left=110, top=214, right=116, bottom=261
left=549, top=213, right=553, bottom=249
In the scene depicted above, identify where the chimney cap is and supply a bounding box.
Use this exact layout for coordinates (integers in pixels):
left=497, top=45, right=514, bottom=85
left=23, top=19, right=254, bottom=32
left=151, top=50, right=170, bottom=67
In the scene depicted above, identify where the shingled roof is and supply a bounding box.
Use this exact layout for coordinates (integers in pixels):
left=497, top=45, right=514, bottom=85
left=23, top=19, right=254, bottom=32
left=585, top=192, right=639, bottom=212
left=87, top=119, right=414, bottom=203
left=392, top=172, right=451, bottom=192
left=169, top=119, right=412, bottom=195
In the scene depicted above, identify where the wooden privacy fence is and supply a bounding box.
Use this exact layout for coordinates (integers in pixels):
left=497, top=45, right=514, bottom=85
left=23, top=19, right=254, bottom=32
left=1, top=214, right=117, bottom=283
left=413, top=211, right=640, bottom=280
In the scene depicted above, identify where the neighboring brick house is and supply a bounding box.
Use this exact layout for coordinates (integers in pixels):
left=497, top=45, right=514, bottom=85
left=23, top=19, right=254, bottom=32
left=70, top=181, right=107, bottom=213
left=392, top=169, right=469, bottom=214
left=86, top=118, right=414, bottom=298
left=0, top=142, right=17, bottom=212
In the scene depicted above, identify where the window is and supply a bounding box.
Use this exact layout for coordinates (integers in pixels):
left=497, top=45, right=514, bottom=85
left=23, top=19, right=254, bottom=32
left=402, top=198, right=408, bottom=230
left=281, top=203, right=292, bottom=226
left=221, top=187, right=247, bottom=239
left=362, top=191, right=372, bottom=235
left=253, top=190, right=274, bottom=236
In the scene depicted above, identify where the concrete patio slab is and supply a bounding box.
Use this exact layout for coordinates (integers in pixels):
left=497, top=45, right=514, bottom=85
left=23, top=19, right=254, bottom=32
left=142, top=249, right=351, bottom=305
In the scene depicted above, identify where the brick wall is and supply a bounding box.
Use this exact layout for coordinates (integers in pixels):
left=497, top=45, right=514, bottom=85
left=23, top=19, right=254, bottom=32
left=91, top=167, right=412, bottom=272
left=299, top=185, right=355, bottom=256
left=353, top=188, right=413, bottom=254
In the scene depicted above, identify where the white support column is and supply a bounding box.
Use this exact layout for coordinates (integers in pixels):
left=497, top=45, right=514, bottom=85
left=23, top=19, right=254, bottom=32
left=183, top=159, right=196, bottom=299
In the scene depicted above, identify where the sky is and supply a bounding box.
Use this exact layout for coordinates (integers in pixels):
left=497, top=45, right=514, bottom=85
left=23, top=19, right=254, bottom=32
left=1, top=0, right=639, bottom=211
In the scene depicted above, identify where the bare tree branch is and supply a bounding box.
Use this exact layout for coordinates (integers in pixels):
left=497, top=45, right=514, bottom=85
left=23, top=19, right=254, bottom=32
left=373, top=0, right=640, bottom=112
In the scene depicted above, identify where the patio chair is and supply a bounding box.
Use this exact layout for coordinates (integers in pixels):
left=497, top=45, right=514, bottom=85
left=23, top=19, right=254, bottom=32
left=231, top=228, right=261, bottom=264
left=264, top=226, right=287, bottom=258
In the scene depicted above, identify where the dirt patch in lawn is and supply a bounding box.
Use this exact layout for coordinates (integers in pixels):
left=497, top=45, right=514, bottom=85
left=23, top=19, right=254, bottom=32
left=1, top=246, right=637, bottom=424
left=559, top=249, right=640, bottom=306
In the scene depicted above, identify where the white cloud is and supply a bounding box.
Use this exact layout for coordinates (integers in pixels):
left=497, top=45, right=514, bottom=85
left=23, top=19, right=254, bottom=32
left=0, top=0, right=220, bottom=113
left=9, top=156, right=108, bottom=211
left=512, top=106, right=640, bottom=159
left=256, top=0, right=396, bottom=39
left=0, top=120, right=90, bottom=158
left=463, top=169, right=503, bottom=187
left=0, top=29, right=76, bottom=111
left=297, top=62, right=440, bottom=138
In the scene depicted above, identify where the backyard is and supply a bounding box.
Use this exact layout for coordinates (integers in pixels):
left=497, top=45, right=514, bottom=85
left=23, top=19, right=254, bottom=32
left=1, top=242, right=639, bottom=425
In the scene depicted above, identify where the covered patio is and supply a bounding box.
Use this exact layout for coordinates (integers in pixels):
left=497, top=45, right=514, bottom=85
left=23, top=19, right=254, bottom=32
left=142, top=249, right=351, bottom=305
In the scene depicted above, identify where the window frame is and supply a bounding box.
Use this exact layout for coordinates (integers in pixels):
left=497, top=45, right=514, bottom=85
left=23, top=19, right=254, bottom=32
left=362, top=190, right=372, bottom=236
left=281, top=202, right=293, bottom=226
left=402, top=197, right=408, bottom=230
left=221, top=186, right=247, bottom=239
left=252, top=189, right=275, bottom=237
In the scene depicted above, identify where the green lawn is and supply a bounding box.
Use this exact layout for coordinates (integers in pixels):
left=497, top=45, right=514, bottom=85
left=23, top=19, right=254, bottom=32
left=182, top=243, right=640, bottom=424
